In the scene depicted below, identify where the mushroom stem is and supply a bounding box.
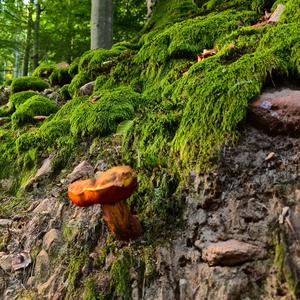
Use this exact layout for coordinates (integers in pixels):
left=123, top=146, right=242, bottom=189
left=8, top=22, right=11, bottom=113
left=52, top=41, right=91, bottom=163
left=101, top=202, right=142, bottom=241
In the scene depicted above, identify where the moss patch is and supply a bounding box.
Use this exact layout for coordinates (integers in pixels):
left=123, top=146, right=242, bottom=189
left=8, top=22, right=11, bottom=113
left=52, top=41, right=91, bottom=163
left=8, top=91, right=40, bottom=112
left=49, top=67, right=72, bottom=86
left=12, top=95, right=58, bottom=127
left=70, top=86, right=142, bottom=137
left=10, top=76, right=49, bottom=94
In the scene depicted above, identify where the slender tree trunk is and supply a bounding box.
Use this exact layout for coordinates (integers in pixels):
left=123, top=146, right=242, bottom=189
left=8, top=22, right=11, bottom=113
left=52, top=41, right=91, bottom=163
left=32, top=1, right=41, bottom=70
left=22, top=0, right=34, bottom=76
left=14, top=47, right=20, bottom=78
left=91, top=0, right=113, bottom=49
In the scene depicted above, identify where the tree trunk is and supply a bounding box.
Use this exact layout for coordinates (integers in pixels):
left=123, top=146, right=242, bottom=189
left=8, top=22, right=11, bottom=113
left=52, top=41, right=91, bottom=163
left=91, top=0, right=113, bottom=49
left=22, top=0, right=34, bottom=76
left=14, top=48, right=20, bottom=78
left=32, top=1, right=41, bottom=70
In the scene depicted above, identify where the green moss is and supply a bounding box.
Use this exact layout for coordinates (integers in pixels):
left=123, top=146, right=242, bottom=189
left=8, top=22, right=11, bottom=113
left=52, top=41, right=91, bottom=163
left=279, top=0, right=300, bottom=24
left=197, top=0, right=275, bottom=13
left=69, top=57, right=80, bottom=77
left=10, top=76, right=49, bottom=94
left=0, top=128, right=17, bottom=178
left=78, top=50, right=96, bottom=72
left=66, top=251, right=88, bottom=293
left=148, top=0, right=200, bottom=30
left=59, top=84, right=71, bottom=100
left=98, top=235, right=117, bottom=266
left=15, top=130, right=39, bottom=153
left=70, top=87, right=141, bottom=137
left=87, top=49, right=121, bottom=79
left=49, top=67, right=72, bottom=86
left=32, top=64, right=57, bottom=78
left=274, top=233, right=300, bottom=296
left=11, top=95, right=58, bottom=127
left=68, top=72, right=91, bottom=97
left=110, top=255, right=132, bottom=300
left=83, top=278, right=98, bottom=300
left=124, top=112, right=180, bottom=169
left=8, top=91, right=40, bottom=112
left=137, top=10, right=257, bottom=67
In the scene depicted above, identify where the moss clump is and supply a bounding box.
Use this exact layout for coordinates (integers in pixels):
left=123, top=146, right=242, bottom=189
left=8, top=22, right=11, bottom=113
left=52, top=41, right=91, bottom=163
left=110, top=255, right=132, bottom=300
left=38, top=119, right=71, bottom=148
left=69, top=57, right=80, bottom=77
left=32, top=64, right=56, bottom=78
left=137, top=10, right=257, bottom=67
left=49, top=67, right=72, bottom=86
left=70, top=86, right=142, bottom=137
left=65, top=251, right=87, bottom=294
left=124, top=112, right=180, bottom=169
left=274, top=232, right=300, bottom=296
left=0, top=128, right=17, bottom=178
left=59, top=84, right=71, bottom=100
left=196, top=0, right=275, bottom=13
left=11, top=95, right=58, bottom=127
left=83, top=278, right=98, bottom=300
left=10, top=76, right=49, bottom=94
left=68, top=72, right=91, bottom=97
left=87, top=48, right=121, bottom=78
left=8, top=91, right=40, bottom=112
left=15, top=131, right=39, bottom=153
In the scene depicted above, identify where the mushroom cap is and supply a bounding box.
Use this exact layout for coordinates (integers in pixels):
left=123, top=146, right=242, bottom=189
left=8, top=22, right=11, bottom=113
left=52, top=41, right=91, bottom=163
left=68, top=166, right=137, bottom=207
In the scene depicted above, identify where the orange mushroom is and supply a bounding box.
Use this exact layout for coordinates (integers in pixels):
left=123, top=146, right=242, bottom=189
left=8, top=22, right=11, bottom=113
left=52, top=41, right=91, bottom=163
left=68, top=166, right=142, bottom=241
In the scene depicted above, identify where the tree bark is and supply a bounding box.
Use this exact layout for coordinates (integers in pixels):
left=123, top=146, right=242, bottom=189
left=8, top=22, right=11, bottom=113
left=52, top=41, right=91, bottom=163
left=22, top=0, right=34, bottom=76
left=32, top=1, right=41, bottom=70
left=91, top=0, right=113, bottom=49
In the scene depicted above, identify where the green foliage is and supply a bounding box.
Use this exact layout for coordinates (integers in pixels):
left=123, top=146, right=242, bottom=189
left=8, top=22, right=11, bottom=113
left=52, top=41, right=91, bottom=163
left=70, top=87, right=141, bottom=137
left=8, top=91, right=40, bottom=112
left=49, top=67, right=72, bottom=86
left=11, top=95, right=58, bottom=127
left=10, top=77, right=49, bottom=94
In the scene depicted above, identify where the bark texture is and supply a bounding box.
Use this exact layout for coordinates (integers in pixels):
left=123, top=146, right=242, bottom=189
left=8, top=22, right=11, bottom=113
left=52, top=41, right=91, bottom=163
left=91, top=0, right=113, bottom=49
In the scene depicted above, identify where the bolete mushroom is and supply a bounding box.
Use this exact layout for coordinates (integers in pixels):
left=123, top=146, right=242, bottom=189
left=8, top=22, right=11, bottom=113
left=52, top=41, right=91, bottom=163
left=67, top=166, right=142, bottom=241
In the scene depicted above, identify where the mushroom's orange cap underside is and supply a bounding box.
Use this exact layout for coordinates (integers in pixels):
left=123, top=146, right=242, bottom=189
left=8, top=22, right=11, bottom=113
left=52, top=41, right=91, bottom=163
left=67, top=166, right=137, bottom=207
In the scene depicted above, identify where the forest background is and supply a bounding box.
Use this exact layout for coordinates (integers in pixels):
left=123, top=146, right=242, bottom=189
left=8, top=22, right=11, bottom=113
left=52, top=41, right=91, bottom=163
left=0, top=0, right=146, bottom=83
